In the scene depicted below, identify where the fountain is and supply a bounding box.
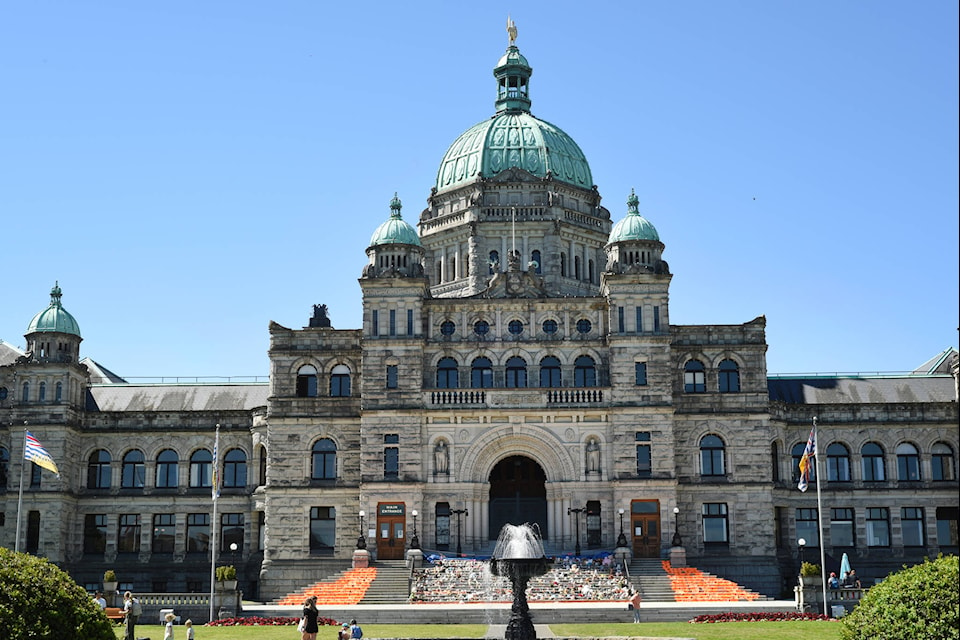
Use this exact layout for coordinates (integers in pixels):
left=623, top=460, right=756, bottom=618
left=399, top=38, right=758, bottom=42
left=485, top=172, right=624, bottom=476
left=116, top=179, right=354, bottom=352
left=489, top=523, right=550, bottom=640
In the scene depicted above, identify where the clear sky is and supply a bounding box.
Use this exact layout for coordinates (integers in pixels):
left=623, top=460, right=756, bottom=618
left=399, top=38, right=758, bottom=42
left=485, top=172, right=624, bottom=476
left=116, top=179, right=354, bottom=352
left=2, top=1, right=957, bottom=379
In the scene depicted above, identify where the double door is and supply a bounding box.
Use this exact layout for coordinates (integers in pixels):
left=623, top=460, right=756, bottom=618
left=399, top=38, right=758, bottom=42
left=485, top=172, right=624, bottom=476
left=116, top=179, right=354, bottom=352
left=376, top=503, right=406, bottom=560
left=631, top=500, right=661, bottom=558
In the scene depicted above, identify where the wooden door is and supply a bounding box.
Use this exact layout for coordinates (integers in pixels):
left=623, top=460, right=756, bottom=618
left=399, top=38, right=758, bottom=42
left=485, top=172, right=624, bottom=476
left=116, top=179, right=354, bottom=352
left=630, top=500, right=661, bottom=558
left=376, top=503, right=406, bottom=560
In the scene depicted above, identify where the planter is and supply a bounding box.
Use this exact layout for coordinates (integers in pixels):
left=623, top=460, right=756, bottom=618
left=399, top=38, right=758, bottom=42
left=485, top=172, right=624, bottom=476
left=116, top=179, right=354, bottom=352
left=103, top=581, right=118, bottom=593
left=218, top=580, right=238, bottom=591
left=801, top=575, right=821, bottom=586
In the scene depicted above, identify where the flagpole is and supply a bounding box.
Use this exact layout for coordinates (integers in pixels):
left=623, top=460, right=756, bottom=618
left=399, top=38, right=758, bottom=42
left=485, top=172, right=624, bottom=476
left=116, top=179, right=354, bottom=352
left=209, top=424, right=220, bottom=622
left=813, top=416, right=829, bottom=614
left=15, top=429, right=27, bottom=553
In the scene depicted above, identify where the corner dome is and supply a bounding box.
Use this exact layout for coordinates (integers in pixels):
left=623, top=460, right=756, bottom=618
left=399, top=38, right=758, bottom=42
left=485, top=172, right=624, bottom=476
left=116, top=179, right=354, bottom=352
left=369, top=194, right=421, bottom=247
left=608, top=190, right=660, bottom=243
left=27, top=282, right=81, bottom=337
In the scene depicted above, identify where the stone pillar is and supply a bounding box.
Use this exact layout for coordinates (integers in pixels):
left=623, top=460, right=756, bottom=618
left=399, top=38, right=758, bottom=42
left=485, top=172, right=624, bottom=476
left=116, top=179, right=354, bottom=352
left=669, top=545, right=686, bottom=567
left=352, top=548, right=370, bottom=569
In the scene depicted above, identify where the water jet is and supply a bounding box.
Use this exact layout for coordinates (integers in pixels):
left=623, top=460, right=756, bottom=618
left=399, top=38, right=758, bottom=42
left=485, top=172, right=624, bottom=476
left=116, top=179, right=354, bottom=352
left=489, top=523, right=549, bottom=640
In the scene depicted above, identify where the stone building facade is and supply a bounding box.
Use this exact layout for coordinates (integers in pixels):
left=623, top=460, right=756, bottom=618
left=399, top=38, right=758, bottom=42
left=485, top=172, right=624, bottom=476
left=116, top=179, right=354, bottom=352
left=1, top=29, right=957, bottom=601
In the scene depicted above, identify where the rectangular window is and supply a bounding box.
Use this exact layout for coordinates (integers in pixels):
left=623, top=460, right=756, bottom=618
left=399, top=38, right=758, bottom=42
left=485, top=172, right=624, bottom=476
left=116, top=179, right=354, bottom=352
left=866, top=507, right=890, bottom=547
left=117, top=514, right=141, bottom=553
left=84, top=514, right=108, bottom=554
left=636, top=306, right=643, bottom=333
left=796, top=508, right=819, bottom=546
left=936, top=507, right=959, bottom=547
left=435, top=502, right=450, bottom=549
left=901, top=507, right=925, bottom=547
left=221, top=513, right=244, bottom=551
left=407, top=309, right=414, bottom=336
left=371, top=310, right=379, bottom=337
left=617, top=306, right=624, bottom=333
left=653, top=306, right=661, bottom=332
left=389, top=309, right=396, bottom=336
left=152, top=514, right=176, bottom=553
left=258, top=511, right=266, bottom=551
left=187, top=513, right=210, bottom=553
left=386, top=365, right=398, bottom=389
left=310, top=507, right=336, bottom=553
left=830, top=508, right=855, bottom=547
left=702, top=503, right=728, bottom=543
left=635, top=362, right=647, bottom=386
left=384, top=434, right=399, bottom=479
left=26, top=511, right=40, bottom=553
left=636, top=445, right=651, bottom=478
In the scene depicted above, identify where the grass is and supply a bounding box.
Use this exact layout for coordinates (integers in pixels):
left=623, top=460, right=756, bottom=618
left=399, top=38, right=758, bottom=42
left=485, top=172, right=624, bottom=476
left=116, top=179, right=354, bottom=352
left=113, top=620, right=842, bottom=639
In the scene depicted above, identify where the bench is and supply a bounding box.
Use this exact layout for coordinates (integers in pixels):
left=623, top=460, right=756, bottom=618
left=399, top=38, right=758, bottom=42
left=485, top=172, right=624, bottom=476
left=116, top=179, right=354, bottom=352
left=104, top=607, right=125, bottom=623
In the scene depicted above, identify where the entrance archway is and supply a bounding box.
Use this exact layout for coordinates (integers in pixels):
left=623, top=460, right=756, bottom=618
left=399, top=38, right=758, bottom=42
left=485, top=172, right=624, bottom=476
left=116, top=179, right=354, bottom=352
left=488, top=455, right=547, bottom=540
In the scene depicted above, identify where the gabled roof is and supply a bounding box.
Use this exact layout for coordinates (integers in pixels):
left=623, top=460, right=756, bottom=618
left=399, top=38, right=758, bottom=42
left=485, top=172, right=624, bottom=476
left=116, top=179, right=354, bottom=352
left=768, top=375, right=955, bottom=405
left=912, top=347, right=958, bottom=374
left=81, top=358, right=128, bottom=384
left=0, top=339, right=24, bottom=366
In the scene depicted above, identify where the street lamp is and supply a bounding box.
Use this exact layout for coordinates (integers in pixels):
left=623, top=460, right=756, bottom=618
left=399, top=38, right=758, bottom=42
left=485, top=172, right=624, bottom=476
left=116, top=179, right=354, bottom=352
left=410, top=509, right=420, bottom=549
left=671, top=507, right=682, bottom=547
left=357, top=510, right=367, bottom=549
left=568, top=506, right=585, bottom=556
left=451, top=507, right=468, bottom=556
left=798, top=537, right=806, bottom=573
left=616, top=508, right=627, bottom=547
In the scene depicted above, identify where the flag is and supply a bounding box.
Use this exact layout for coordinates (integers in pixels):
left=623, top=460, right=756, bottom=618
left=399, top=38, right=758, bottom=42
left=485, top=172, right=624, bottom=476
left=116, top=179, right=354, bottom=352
left=25, top=431, right=60, bottom=477
left=797, top=425, right=816, bottom=492
left=212, top=425, right=221, bottom=501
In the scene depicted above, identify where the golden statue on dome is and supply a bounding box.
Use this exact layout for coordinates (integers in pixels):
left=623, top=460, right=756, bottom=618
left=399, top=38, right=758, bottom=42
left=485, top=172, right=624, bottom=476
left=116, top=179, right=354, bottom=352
left=507, top=16, right=517, bottom=45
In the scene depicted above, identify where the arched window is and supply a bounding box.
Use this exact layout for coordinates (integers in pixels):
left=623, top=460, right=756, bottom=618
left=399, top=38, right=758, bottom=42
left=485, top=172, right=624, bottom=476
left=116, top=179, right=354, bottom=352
left=330, top=364, right=351, bottom=397
left=121, top=450, right=145, bottom=488
left=471, top=357, right=493, bottom=388
left=932, top=442, right=956, bottom=481
left=39, top=382, right=46, bottom=402
left=896, top=443, right=921, bottom=481
left=223, top=448, right=247, bottom=488
left=718, top=359, right=740, bottom=393
left=574, top=255, right=581, bottom=280
left=0, top=446, right=9, bottom=489
left=55, top=382, right=62, bottom=402
left=861, top=442, right=886, bottom=481
left=22, top=382, right=29, bottom=402
left=539, top=356, right=562, bottom=388
left=296, top=365, right=318, bottom=397
left=531, top=250, right=542, bottom=274
left=700, top=435, right=725, bottom=476
left=826, top=443, right=851, bottom=482
left=190, top=449, right=212, bottom=488
left=684, top=360, right=706, bottom=393
left=489, top=250, right=499, bottom=275
left=312, top=438, right=337, bottom=480
left=574, top=355, right=596, bottom=387
left=436, top=357, right=459, bottom=389
left=793, top=442, right=817, bottom=484
left=505, top=356, right=527, bottom=388
left=87, top=449, right=112, bottom=489
left=155, top=449, right=179, bottom=488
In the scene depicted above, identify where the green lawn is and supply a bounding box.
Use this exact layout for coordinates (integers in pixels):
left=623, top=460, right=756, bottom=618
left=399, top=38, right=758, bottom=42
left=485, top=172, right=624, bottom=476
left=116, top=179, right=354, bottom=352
left=113, top=620, right=842, bottom=639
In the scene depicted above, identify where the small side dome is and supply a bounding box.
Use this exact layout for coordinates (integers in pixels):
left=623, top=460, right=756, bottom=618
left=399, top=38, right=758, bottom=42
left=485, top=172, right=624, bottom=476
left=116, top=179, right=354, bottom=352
left=369, top=193, right=421, bottom=247
left=26, top=282, right=81, bottom=337
left=608, top=190, right=660, bottom=243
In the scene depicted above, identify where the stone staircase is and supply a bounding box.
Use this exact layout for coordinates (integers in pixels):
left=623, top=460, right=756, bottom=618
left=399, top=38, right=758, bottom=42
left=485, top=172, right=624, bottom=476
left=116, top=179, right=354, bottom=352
left=628, top=558, right=676, bottom=602
left=359, top=560, right=412, bottom=604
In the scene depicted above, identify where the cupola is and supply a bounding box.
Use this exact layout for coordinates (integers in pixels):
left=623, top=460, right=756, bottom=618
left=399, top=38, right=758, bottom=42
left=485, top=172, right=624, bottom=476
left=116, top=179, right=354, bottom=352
left=605, top=190, right=669, bottom=274
left=362, top=194, right=425, bottom=278
left=25, top=282, right=83, bottom=362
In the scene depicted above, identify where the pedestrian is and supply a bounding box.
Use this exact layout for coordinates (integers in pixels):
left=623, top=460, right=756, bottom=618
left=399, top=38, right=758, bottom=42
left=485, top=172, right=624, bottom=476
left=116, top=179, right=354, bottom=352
left=339, top=622, right=352, bottom=639
left=93, top=590, right=107, bottom=610
left=184, top=619, right=195, bottom=640
left=349, top=618, right=363, bottom=638
left=163, top=612, right=176, bottom=640
left=301, top=595, right=319, bottom=640
left=629, top=588, right=642, bottom=623
left=121, top=591, right=141, bottom=640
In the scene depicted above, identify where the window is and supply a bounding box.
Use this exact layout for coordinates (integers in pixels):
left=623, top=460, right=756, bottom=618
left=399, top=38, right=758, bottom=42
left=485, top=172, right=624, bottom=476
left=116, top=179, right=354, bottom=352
left=471, top=357, right=493, bottom=388
left=407, top=309, right=414, bottom=336
left=153, top=514, right=176, bottom=553
left=26, top=511, right=39, bottom=553
left=505, top=357, right=527, bottom=388
left=121, top=450, right=145, bottom=489
left=796, top=508, right=819, bottom=546
left=793, top=442, right=817, bottom=485
left=936, top=507, right=959, bottom=547
left=258, top=446, right=267, bottom=487
left=560, top=252, right=566, bottom=277
left=84, top=514, right=107, bottom=554
left=473, top=320, right=490, bottom=337
left=436, top=357, right=459, bottom=388
left=617, top=307, right=625, bottom=333
left=221, top=513, right=243, bottom=551
left=22, top=382, right=29, bottom=402
left=508, top=319, right=524, bottom=335
left=539, top=356, right=562, bottom=388
left=87, top=449, right=112, bottom=489
left=0, top=446, right=8, bottom=489
left=866, top=507, right=890, bottom=547
left=861, top=442, right=886, bottom=482
left=310, top=507, right=336, bottom=553
left=187, top=513, right=210, bottom=552
left=330, top=364, right=351, bottom=397
left=389, top=309, right=396, bottom=336
left=901, top=507, right=925, bottom=547
left=55, top=382, right=62, bottom=402
left=386, top=365, right=398, bottom=389
left=636, top=432, right=651, bottom=478
left=635, top=307, right=644, bottom=333
left=190, top=449, right=212, bottom=488
left=830, top=508, right=855, bottom=547
left=384, top=434, right=399, bottom=479
left=296, top=365, right=318, bottom=397
left=435, top=502, right=450, bottom=549
left=440, top=320, right=456, bottom=336
left=118, top=514, right=141, bottom=553
left=702, top=503, right=728, bottom=543
left=932, top=443, right=955, bottom=481
left=574, top=255, right=581, bottom=280
left=653, top=306, right=661, bottom=332
left=531, top=250, right=541, bottom=274
left=488, top=250, right=499, bottom=275
left=155, top=449, right=178, bottom=489
left=223, top=449, right=247, bottom=488
left=896, top=443, right=921, bottom=481
left=684, top=360, right=706, bottom=393
left=575, top=318, right=592, bottom=334
left=39, top=381, right=46, bottom=402
left=371, top=310, right=379, bottom=336
left=0, top=387, right=7, bottom=402
left=574, top=355, right=596, bottom=387
left=542, top=319, right=558, bottom=335
left=586, top=500, right=601, bottom=548
left=311, top=439, right=337, bottom=480
left=700, top=434, right=725, bottom=476
left=771, top=442, right=780, bottom=482
left=826, top=443, right=851, bottom=482
left=718, top=359, right=740, bottom=393
left=635, top=362, right=647, bottom=386
left=30, top=463, right=41, bottom=488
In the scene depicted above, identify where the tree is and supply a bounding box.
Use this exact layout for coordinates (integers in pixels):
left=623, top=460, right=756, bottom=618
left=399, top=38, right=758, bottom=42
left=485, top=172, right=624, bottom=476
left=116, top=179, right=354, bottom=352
left=0, top=547, right=115, bottom=640
left=840, top=554, right=959, bottom=640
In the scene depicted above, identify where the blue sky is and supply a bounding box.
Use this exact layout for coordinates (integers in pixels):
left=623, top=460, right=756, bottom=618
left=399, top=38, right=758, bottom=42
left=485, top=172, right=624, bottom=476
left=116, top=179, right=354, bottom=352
left=2, top=1, right=957, bottom=379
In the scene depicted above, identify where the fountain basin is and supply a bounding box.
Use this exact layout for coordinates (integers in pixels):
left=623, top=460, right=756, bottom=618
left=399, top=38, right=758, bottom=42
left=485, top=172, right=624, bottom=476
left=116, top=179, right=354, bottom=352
left=489, top=557, right=549, bottom=580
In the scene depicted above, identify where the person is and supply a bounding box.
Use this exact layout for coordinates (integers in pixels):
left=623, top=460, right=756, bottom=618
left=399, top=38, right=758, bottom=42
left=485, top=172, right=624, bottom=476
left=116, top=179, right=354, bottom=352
left=628, top=588, right=642, bottom=623
left=349, top=618, right=363, bottom=638
left=844, top=569, right=861, bottom=588
left=339, top=622, right=352, bottom=640
left=184, top=619, right=195, bottom=640
left=828, top=572, right=840, bottom=589
left=163, top=612, right=176, bottom=640
left=301, top=595, right=319, bottom=640
left=93, top=590, right=107, bottom=610
left=121, top=591, right=140, bottom=640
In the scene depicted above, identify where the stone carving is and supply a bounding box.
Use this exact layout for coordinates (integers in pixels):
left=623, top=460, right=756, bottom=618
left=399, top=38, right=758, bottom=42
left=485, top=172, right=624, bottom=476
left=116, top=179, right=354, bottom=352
left=586, top=438, right=600, bottom=474
left=308, top=304, right=332, bottom=328
left=434, top=440, right=449, bottom=475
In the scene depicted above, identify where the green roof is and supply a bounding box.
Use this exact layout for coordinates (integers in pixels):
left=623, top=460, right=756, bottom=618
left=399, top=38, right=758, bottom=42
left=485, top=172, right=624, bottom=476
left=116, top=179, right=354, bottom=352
left=369, top=194, right=421, bottom=247
left=26, top=282, right=81, bottom=337
left=608, top=190, right=661, bottom=243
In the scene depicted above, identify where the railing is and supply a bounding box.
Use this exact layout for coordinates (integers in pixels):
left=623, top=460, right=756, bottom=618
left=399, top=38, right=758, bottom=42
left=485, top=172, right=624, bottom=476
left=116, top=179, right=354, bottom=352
left=426, top=388, right=607, bottom=407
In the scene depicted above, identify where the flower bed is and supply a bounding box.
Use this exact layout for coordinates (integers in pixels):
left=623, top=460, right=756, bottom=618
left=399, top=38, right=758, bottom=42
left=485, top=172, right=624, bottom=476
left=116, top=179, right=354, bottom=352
left=690, top=612, right=833, bottom=623
left=206, top=616, right=340, bottom=627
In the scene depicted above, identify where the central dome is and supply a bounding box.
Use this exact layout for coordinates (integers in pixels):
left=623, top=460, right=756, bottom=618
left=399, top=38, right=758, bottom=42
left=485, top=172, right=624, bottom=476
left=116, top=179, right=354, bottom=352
left=435, top=36, right=592, bottom=194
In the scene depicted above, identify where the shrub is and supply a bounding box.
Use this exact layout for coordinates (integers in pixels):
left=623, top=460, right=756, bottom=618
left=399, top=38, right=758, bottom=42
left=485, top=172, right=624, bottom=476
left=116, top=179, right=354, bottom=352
left=691, top=611, right=831, bottom=623
left=0, top=547, right=115, bottom=640
left=801, top=561, right=822, bottom=576
left=840, top=554, right=959, bottom=640
left=216, top=565, right=237, bottom=581
left=103, top=569, right=117, bottom=583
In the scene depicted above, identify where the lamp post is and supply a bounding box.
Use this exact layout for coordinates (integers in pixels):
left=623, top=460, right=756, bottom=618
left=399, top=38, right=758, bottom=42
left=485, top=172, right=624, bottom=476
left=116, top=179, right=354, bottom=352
left=671, top=507, right=682, bottom=547
left=798, top=537, right=806, bottom=573
left=410, top=509, right=420, bottom=549
left=616, top=508, right=627, bottom=547
left=568, top=506, right=585, bottom=556
left=451, top=508, right=468, bottom=556
left=357, top=510, right=366, bottom=549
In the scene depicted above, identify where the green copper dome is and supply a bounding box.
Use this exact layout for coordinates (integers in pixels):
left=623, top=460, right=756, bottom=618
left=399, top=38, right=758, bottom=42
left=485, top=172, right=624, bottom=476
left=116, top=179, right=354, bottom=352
left=435, top=29, right=593, bottom=194
left=609, top=190, right=660, bottom=243
left=27, top=282, right=81, bottom=337
left=369, top=194, right=421, bottom=247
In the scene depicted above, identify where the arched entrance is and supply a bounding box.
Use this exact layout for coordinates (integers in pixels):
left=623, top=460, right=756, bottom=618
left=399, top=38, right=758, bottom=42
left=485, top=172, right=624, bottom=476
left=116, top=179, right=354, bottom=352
left=488, top=455, right=548, bottom=540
